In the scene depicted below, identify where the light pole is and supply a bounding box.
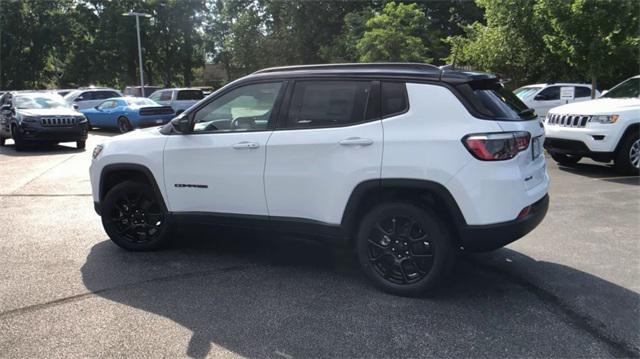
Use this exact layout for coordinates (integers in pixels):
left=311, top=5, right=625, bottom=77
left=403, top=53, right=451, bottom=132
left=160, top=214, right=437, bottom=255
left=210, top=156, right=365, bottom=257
left=123, top=11, right=151, bottom=97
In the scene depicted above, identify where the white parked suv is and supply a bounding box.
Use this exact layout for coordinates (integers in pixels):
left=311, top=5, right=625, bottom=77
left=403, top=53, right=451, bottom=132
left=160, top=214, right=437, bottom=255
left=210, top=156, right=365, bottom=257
left=64, top=88, right=123, bottom=110
left=515, top=83, right=599, bottom=118
left=544, top=75, right=639, bottom=175
left=89, top=64, right=549, bottom=295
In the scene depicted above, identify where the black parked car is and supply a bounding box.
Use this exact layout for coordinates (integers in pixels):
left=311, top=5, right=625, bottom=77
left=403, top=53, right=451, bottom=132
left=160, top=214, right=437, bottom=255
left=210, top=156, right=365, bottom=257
left=0, top=92, right=89, bottom=150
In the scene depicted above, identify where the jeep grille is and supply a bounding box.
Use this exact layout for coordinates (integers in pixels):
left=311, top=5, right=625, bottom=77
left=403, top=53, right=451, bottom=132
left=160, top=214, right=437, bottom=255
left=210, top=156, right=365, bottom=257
left=41, top=117, right=77, bottom=127
left=546, top=114, right=591, bottom=128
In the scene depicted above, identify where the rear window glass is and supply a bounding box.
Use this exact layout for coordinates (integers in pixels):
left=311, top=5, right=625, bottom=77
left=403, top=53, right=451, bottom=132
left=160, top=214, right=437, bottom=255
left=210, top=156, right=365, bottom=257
left=177, top=90, right=204, bottom=100
left=381, top=82, right=407, bottom=117
left=463, top=80, right=535, bottom=120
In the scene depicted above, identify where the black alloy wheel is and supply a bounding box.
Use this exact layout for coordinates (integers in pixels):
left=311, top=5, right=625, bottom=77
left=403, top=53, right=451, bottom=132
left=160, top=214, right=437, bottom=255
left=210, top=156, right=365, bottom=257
left=102, top=181, right=171, bottom=251
left=367, top=215, right=433, bottom=285
left=356, top=202, right=455, bottom=296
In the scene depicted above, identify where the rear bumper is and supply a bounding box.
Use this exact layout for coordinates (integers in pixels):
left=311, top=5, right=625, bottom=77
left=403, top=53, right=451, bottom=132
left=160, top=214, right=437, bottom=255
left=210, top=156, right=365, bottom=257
left=19, top=123, right=88, bottom=142
left=544, top=138, right=614, bottom=161
left=459, top=194, right=549, bottom=252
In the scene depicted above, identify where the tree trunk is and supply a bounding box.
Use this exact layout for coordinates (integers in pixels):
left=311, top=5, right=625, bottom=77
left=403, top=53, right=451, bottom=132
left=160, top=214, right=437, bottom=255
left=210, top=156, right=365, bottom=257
left=591, top=76, right=597, bottom=99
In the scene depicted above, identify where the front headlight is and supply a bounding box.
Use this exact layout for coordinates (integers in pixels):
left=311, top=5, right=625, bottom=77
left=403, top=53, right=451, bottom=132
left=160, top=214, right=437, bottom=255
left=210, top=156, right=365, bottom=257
left=92, top=144, right=104, bottom=159
left=21, top=116, right=38, bottom=123
left=77, top=115, right=88, bottom=123
left=590, top=115, right=619, bottom=124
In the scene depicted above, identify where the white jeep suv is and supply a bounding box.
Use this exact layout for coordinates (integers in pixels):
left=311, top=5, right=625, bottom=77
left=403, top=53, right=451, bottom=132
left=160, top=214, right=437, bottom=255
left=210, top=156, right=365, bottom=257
left=544, top=75, right=640, bottom=175
left=89, top=63, right=549, bottom=295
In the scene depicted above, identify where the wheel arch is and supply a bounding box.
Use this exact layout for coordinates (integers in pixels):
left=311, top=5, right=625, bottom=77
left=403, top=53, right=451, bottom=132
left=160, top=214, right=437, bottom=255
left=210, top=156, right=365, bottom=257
left=615, top=122, right=640, bottom=153
left=99, top=163, right=167, bottom=212
left=341, top=179, right=467, bottom=245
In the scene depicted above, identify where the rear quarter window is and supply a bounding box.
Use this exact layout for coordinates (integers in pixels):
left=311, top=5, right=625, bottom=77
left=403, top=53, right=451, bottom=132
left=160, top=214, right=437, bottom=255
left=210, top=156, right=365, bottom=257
left=381, top=82, right=408, bottom=117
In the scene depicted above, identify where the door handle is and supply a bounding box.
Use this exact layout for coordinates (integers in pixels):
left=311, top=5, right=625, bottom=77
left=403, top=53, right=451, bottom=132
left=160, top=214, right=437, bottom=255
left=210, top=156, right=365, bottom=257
left=339, top=137, right=374, bottom=146
left=232, top=141, right=260, bottom=149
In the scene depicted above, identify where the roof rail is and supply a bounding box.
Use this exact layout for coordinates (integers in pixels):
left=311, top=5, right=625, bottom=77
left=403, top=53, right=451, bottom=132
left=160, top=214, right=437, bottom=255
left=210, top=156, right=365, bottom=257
left=253, top=62, right=441, bottom=74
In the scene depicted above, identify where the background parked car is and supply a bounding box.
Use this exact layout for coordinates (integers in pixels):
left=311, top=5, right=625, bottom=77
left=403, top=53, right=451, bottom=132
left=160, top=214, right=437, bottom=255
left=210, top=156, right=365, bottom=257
left=64, top=88, right=123, bottom=110
left=148, top=88, right=204, bottom=114
left=80, top=96, right=174, bottom=133
left=123, top=86, right=163, bottom=97
left=0, top=91, right=88, bottom=150
left=54, top=89, right=76, bottom=97
left=515, top=83, right=599, bottom=118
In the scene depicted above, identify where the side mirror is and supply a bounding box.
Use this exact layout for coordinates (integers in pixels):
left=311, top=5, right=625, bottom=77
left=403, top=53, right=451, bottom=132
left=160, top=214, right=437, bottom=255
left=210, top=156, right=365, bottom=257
left=1, top=104, right=12, bottom=113
left=533, top=94, right=547, bottom=101
left=74, top=96, right=83, bottom=102
left=72, top=104, right=79, bottom=110
left=171, top=116, right=191, bottom=133
left=95, top=106, right=101, bottom=110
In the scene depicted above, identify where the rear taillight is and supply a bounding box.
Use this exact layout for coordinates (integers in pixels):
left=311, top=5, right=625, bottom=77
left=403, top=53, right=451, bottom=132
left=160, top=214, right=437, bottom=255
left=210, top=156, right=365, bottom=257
left=462, top=131, right=531, bottom=161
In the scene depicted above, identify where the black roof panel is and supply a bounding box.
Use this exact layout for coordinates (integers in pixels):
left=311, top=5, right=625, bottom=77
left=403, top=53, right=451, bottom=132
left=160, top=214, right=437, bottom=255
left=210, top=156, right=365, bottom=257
left=250, top=63, right=496, bottom=84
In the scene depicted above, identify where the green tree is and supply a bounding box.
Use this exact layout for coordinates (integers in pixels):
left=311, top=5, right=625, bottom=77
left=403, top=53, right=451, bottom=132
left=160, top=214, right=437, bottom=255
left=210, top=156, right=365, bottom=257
left=356, top=2, right=432, bottom=63
left=536, top=0, right=640, bottom=96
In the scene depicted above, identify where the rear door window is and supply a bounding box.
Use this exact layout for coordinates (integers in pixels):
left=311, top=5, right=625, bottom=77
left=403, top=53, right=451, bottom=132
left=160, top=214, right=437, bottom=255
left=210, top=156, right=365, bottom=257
left=284, top=80, right=374, bottom=129
left=177, top=90, right=204, bottom=101
left=575, top=86, right=592, bottom=98
left=537, top=86, right=560, bottom=101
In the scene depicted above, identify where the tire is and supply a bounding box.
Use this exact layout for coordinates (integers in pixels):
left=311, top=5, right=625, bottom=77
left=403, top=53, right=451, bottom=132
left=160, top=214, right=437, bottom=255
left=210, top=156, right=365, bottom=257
left=101, top=180, right=171, bottom=251
left=117, top=117, right=132, bottom=133
left=550, top=152, right=582, bottom=166
left=11, top=125, right=25, bottom=151
left=355, top=202, right=455, bottom=296
left=76, top=140, right=86, bottom=149
left=614, top=132, right=640, bottom=176
left=0, top=136, right=5, bottom=146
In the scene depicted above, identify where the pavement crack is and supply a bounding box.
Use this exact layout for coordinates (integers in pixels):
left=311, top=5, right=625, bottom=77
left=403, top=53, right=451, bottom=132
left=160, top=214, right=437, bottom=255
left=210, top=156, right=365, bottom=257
left=0, top=264, right=249, bottom=321
left=469, top=257, right=640, bottom=358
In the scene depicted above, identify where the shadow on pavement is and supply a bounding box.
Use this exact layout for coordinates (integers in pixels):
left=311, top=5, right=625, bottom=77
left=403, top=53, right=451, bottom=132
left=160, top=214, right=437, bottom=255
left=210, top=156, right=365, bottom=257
left=557, top=162, right=639, bottom=185
left=81, top=229, right=639, bottom=358
left=0, top=142, right=85, bottom=157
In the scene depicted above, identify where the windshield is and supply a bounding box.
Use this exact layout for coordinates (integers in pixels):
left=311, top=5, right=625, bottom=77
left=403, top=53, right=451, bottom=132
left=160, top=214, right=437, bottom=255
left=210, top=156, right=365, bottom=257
left=15, top=94, right=69, bottom=109
left=127, top=98, right=158, bottom=106
left=602, top=77, right=640, bottom=99
left=63, top=90, right=81, bottom=103
left=514, top=86, right=543, bottom=99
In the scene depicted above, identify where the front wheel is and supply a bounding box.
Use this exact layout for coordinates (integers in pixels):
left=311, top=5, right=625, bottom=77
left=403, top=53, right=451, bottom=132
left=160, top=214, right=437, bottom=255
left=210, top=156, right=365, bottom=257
left=550, top=152, right=582, bottom=166
left=356, top=202, right=455, bottom=296
left=615, top=133, right=640, bottom=176
left=101, top=181, right=171, bottom=251
left=76, top=140, right=86, bottom=149
left=11, top=125, right=25, bottom=151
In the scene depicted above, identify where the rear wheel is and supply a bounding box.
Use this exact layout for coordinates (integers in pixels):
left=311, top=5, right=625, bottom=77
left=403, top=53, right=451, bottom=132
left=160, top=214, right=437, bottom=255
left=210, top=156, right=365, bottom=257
left=0, top=135, right=5, bottom=146
left=550, top=152, right=582, bottom=166
left=356, top=202, right=455, bottom=296
left=101, top=181, right=171, bottom=251
left=117, top=117, right=132, bottom=133
left=614, top=132, right=640, bottom=176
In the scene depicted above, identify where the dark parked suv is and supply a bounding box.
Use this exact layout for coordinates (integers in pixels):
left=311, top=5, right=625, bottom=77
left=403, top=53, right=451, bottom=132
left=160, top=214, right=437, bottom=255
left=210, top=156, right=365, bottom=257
left=0, top=92, right=89, bottom=150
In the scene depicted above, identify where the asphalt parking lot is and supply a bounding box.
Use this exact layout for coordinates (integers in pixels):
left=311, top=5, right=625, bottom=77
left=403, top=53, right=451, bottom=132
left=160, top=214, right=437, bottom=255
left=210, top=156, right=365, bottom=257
left=0, top=132, right=638, bottom=358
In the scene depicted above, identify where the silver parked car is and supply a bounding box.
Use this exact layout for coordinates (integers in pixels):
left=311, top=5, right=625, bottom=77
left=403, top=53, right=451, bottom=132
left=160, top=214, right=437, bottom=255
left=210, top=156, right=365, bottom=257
left=64, top=88, right=123, bottom=110
left=148, top=88, right=204, bottom=114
